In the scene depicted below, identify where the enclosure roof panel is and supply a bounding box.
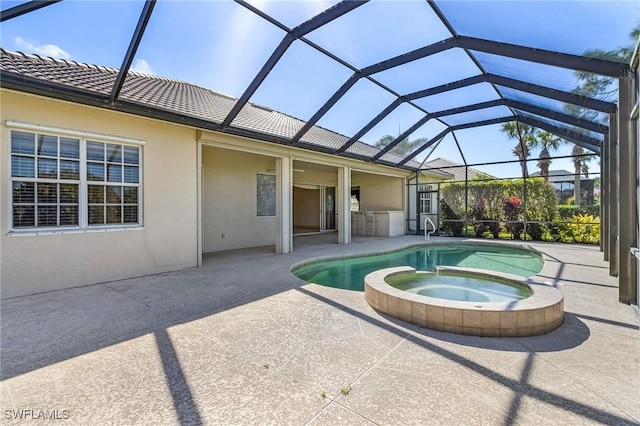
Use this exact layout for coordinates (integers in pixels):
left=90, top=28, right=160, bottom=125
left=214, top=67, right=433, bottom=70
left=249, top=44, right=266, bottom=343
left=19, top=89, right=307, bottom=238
left=1, top=0, right=635, bottom=174
left=435, top=0, right=637, bottom=57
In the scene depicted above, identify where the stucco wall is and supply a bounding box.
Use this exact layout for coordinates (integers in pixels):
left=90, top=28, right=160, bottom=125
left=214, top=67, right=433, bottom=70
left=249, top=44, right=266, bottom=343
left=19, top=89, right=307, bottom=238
left=292, top=169, right=336, bottom=187
left=293, top=187, right=320, bottom=230
left=291, top=167, right=338, bottom=232
left=202, top=146, right=277, bottom=252
left=352, top=172, right=404, bottom=211
left=1, top=91, right=198, bottom=298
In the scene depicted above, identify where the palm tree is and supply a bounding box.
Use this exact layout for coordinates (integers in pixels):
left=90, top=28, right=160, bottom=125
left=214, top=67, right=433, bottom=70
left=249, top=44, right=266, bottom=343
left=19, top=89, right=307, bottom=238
left=533, top=131, right=562, bottom=181
left=374, top=134, right=429, bottom=156
left=567, top=24, right=640, bottom=122
left=512, top=142, right=531, bottom=178
left=571, top=144, right=596, bottom=205
left=500, top=122, right=535, bottom=178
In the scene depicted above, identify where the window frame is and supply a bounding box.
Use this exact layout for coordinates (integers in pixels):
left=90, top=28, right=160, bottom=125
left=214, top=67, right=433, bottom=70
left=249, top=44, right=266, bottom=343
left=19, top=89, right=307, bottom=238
left=7, top=121, right=145, bottom=234
left=256, top=173, right=276, bottom=217
left=419, top=184, right=432, bottom=215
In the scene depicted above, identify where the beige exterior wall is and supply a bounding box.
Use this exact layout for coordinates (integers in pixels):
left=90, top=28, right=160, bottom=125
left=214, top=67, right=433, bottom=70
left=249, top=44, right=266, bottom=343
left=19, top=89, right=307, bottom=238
left=202, top=146, right=276, bottom=252
left=1, top=93, right=414, bottom=297
left=417, top=172, right=450, bottom=184
left=292, top=169, right=337, bottom=187
left=407, top=172, right=451, bottom=233
left=352, top=171, right=404, bottom=211
left=1, top=91, right=198, bottom=298
left=418, top=172, right=449, bottom=217
left=293, top=187, right=320, bottom=230
left=198, top=130, right=410, bottom=243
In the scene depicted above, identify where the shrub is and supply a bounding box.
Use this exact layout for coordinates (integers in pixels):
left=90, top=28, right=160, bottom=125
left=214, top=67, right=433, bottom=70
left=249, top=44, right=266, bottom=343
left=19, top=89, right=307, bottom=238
left=440, top=200, right=465, bottom=236
left=469, top=199, right=489, bottom=237
left=437, top=177, right=566, bottom=242
left=526, top=222, right=544, bottom=241
left=524, top=178, right=558, bottom=241
left=557, top=205, right=600, bottom=219
left=503, top=196, right=523, bottom=239
left=562, top=214, right=600, bottom=244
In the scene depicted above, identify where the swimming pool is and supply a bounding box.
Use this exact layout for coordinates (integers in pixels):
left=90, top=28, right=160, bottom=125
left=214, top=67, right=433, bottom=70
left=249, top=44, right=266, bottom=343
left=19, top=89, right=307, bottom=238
left=292, top=242, right=544, bottom=291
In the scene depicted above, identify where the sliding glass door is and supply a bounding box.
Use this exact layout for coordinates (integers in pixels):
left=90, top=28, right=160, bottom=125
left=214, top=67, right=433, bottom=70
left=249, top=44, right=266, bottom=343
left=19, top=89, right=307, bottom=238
left=322, top=187, right=336, bottom=231
left=293, top=185, right=336, bottom=234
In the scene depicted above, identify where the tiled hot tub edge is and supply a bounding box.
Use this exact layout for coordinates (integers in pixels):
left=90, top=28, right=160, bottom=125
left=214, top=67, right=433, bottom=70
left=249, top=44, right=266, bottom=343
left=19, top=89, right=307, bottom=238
left=364, top=266, right=564, bottom=337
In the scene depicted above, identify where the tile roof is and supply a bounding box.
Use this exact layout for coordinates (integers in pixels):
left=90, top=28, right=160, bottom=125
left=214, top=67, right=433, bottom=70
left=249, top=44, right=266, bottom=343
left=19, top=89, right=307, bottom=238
left=422, top=157, right=495, bottom=181
left=530, top=170, right=591, bottom=182
left=0, top=49, right=416, bottom=169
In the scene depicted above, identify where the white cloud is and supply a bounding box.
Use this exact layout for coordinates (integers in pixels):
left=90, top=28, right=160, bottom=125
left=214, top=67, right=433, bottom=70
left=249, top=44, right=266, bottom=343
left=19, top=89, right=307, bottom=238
left=209, top=0, right=338, bottom=96
left=304, top=0, right=334, bottom=20
left=130, top=58, right=153, bottom=75
left=14, top=36, right=70, bottom=60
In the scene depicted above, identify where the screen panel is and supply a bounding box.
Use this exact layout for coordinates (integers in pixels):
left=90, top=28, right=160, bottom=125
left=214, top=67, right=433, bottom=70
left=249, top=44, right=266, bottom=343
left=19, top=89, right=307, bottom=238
left=306, top=0, right=452, bottom=68
left=435, top=0, right=638, bottom=56
left=371, top=48, right=481, bottom=95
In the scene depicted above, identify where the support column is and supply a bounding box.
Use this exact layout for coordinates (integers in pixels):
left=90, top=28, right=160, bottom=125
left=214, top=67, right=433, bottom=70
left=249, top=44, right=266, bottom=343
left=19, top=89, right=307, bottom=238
left=619, top=72, right=638, bottom=304
left=464, top=166, right=469, bottom=238
left=602, top=133, right=609, bottom=259
left=197, top=141, right=203, bottom=267
left=402, top=176, right=408, bottom=235
left=276, top=156, right=292, bottom=254
left=337, top=166, right=351, bottom=245
left=609, top=110, right=619, bottom=277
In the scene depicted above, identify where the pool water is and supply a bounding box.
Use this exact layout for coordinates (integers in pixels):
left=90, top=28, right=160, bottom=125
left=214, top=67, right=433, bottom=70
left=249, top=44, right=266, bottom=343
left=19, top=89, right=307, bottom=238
left=292, top=243, right=543, bottom=291
left=385, top=272, right=533, bottom=303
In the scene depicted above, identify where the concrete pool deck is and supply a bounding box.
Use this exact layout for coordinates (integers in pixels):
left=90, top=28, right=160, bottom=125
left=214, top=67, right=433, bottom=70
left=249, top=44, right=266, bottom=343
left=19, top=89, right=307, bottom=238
left=1, top=235, right=639, bottom=425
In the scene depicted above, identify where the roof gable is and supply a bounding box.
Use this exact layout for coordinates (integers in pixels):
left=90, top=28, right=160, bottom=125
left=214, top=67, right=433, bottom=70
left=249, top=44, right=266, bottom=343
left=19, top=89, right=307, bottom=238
left=422, top=157, right=495, bottom=181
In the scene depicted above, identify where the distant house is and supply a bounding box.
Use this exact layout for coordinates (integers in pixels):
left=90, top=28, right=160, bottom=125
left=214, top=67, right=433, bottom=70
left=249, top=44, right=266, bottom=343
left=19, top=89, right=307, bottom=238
left=530, top=170, right=595, bottom=205
left=422, top=158, right=495, bottom=182
left=406, top=158, right=495, bottom=234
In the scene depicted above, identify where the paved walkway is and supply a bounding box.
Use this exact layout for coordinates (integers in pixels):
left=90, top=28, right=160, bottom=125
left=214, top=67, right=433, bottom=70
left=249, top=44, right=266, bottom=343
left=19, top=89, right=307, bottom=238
left=1, top=235, right=639, bottom=425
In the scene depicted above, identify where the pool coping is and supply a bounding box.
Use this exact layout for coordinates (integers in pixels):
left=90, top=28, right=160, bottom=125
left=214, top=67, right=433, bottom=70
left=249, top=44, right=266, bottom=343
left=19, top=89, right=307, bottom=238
left=364, top=266, right=564, bottom=337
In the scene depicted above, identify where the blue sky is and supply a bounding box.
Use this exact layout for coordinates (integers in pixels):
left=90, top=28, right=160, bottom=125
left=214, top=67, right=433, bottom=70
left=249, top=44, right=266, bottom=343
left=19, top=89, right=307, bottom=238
left=2, top=0, right=638, bottom=178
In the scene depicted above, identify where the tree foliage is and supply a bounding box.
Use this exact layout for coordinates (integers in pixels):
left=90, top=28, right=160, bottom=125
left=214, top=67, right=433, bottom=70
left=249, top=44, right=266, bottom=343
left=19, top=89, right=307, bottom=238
left=500, top=122, right=535, bottom=178
left=374, top=134, right=430, bottom=156
left=534, top=131, right=562, bottom=181
left=571, top=145, right=596, bottom=205
left=440, top=177, right=558, bottom=240
left=566, top=24, right=640, bottom=123
left=561, top=26, right=638, bottom=206
left=501, top=123, right=564, bottom=180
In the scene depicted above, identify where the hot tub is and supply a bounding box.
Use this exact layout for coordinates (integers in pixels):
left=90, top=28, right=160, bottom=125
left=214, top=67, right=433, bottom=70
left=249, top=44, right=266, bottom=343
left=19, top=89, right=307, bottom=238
left=364, top=266, right=563, bottom=337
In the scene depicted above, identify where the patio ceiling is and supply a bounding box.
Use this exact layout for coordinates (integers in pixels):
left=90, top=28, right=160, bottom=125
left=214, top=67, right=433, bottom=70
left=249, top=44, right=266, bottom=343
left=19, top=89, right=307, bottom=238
left=0, top=0, right=633, bottom=171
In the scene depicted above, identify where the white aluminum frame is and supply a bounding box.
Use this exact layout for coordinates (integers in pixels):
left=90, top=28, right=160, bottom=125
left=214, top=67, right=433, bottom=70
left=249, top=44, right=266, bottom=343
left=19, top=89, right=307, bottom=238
left=7, top=121, right=144, bottom=235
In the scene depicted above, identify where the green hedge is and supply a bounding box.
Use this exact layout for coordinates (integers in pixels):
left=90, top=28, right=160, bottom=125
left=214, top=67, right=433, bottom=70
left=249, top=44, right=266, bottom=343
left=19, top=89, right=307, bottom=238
left=440, top=177, right=558, bottom=241
left=557, top=205, right=600, bottom=219
left=438, top=178, right=602, bottom=244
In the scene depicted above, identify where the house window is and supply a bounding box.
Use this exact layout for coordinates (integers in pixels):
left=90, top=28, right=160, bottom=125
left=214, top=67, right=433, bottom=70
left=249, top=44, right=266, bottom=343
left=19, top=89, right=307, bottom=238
left=257, top=173, right=275, bottom=217
left=10, top=129, right=142, bottom=230
left=86, top=141, right=140, bottom=225
left=419, top=185, right=432, bottom=214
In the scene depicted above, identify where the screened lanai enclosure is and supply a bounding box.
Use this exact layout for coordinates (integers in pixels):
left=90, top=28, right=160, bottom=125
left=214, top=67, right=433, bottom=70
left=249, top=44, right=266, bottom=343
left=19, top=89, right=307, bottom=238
left=1, top=0, right=638, bottom=305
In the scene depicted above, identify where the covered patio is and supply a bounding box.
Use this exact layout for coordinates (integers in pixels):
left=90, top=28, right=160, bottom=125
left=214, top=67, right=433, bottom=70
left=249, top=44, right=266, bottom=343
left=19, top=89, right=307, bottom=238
left=2, top=236, right=637, bottom=424
left=1, top=1, right=639, bottom=424
left=2, top=0, right=638, bottom=302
